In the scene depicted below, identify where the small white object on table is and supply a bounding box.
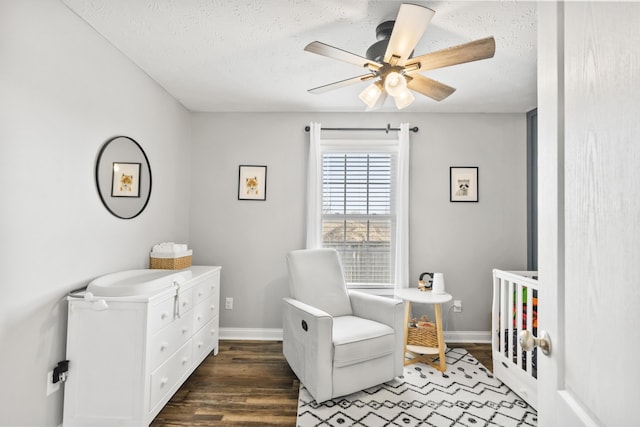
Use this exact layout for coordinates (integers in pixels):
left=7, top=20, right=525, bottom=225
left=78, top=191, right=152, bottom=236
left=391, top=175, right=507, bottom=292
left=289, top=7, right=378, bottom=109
left=395, top=288, right=452, bottom=371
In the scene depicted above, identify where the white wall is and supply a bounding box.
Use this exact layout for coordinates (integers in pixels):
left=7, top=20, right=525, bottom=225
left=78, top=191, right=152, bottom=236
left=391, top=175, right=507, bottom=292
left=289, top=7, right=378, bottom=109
left=189, top=112, right=528, bottom=334
left=0, top=1, right=192, bottom=425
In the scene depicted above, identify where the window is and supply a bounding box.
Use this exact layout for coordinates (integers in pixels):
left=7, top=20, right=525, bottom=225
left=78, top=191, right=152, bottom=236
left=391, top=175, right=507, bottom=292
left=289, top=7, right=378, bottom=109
left=321, top=149, right=397, bottom=287
left=306, top=122, right=410, bottom=290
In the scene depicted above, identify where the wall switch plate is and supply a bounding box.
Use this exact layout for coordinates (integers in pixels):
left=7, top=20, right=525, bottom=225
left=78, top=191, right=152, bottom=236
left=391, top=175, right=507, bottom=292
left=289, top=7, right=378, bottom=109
left=46, top=370, right=60, bottom=396
left=453, top=300, right=462, bottom=313
left=225, top=297, right=233, bottom=310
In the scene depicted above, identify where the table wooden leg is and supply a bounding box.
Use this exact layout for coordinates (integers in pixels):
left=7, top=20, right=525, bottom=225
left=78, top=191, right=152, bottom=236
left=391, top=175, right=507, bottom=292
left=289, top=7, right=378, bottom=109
left=403, top=301, right=410, bottom=365
left=434, top=303, right=447, bottom=371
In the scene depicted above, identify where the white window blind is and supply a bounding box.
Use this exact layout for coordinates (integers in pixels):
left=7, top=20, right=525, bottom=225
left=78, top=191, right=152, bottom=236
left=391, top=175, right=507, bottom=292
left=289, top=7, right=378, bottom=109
left=322, top=152, right=396, bottom=285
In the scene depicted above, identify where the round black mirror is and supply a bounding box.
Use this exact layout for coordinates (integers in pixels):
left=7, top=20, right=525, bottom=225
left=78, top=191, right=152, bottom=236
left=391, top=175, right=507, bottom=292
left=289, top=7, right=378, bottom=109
left=95, top=136, right=152, bottom=219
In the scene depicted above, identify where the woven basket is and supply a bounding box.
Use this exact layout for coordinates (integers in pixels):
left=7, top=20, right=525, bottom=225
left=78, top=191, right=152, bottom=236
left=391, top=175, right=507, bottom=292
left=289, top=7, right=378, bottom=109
left=407, top=322, right=439, bottom=348
left=150, top=255, right=192, bottom=270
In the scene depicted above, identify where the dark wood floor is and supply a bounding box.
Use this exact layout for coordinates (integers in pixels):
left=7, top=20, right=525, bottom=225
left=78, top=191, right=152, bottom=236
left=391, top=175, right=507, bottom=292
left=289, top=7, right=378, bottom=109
left=150, top=340, right=492, bottom=427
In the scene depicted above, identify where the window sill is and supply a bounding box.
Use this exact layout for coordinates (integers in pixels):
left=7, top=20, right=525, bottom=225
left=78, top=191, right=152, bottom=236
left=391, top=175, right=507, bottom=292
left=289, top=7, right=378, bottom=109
left=347, top=284, right=395, bottom=297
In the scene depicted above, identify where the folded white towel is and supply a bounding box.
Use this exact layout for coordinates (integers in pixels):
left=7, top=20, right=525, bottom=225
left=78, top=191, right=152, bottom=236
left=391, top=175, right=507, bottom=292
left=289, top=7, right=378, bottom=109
left=150, top=249, right=193, bottom=259
left=152, top=242, right=189, bottom=253
left=151, top=242, right=190, bottom=256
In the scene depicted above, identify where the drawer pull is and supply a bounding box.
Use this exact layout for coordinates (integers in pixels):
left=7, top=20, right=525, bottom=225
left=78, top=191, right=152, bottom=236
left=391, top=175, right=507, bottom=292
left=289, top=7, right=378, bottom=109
left=181, top=357, right=189, bottom=365
left=197, top=315, right=202, bottom=321
left=210, top=328, right=216, bottom=335
left=210, top=305, right=215, bottom=311
left=160, top=312, right=168, bottom=320
left=160, top=377, right=168, bottom=387
left=197, top=341, right=203, bottom=349
left=198, top=291, right=203, bottom=297
left=182, top=300, right=189, bottom=307
left=182, top=328, right=188, bottom=334
left=160, top=342, right=168, bottom=351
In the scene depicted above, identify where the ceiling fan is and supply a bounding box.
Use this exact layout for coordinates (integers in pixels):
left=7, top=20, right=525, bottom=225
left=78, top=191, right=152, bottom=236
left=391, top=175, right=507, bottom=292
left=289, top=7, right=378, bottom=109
left=304, top=3, right=496, bottom=110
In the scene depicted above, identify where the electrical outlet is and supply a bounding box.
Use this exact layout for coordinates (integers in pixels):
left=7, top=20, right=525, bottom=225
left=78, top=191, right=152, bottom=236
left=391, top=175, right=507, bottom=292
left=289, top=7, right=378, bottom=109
left=225, top=297, right=233, bottom=310
left=453, top=300, right=462, bottom=313
left=46, top=370, right=60, bottom=396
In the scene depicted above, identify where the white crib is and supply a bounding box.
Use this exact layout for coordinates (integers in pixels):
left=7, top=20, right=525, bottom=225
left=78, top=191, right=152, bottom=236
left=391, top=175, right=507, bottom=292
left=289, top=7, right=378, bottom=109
left=491, top=269, right=539, bottom=409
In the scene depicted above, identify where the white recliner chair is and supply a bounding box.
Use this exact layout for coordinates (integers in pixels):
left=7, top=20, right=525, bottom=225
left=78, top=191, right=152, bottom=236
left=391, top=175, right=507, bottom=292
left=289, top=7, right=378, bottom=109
left=282, top=248, right=405, bottom=403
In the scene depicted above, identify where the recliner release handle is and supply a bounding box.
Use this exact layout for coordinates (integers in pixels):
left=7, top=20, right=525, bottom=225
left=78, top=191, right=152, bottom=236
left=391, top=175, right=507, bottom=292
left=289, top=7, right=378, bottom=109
left=301, top=320, right=308, bottom=331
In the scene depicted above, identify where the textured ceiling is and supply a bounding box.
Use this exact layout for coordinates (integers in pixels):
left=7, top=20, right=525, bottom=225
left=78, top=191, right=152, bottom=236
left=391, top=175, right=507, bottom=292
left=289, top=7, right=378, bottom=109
left=61, top=0, right=537, bottom=113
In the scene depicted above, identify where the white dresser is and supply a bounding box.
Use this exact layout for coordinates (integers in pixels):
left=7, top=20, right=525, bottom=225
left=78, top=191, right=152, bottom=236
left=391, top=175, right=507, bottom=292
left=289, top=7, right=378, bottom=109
left=63, top=266, right=221, bottom=427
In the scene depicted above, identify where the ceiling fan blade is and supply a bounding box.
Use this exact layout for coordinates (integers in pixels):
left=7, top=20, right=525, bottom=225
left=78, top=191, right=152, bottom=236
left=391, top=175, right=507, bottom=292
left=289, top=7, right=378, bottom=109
left=406, top=36, right=496, bottom=72
left=308, top=74, right=377, bottom=94
left=305, top=41, right=382, bottom=70
left=384, top=4, right=435, bottom=66
left=406, top=74, right=456, bottom=101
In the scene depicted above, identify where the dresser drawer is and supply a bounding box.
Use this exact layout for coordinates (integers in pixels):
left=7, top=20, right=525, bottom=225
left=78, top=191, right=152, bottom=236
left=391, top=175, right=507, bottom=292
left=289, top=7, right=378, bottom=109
left=192, top=270, right=219, bottom=306
left=150, top=314, right=192, bottom=371
left=149, top=341, right=193, bottom=410
left=192, top=316, right=219, bottom=362
left=175, top=287, right=194, bottom=317
left=192, top=294, right=217, bottom=332
left=148, top=294, right=176, bottom=333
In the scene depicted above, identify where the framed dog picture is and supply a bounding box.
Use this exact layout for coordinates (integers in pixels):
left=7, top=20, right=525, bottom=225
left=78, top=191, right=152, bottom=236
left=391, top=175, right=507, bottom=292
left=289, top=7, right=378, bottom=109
left=450, top=167, right=478, bottom=202
left=111, top=162, right=141, bottom=198
left=238, top=165, right=267, bottom=201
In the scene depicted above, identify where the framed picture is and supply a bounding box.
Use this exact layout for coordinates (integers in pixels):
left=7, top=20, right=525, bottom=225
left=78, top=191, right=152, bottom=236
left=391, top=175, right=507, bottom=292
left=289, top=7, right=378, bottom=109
left=450, top=167, right=478, bottom=202
left=238, top=165, right=267, bottom=201
left=111, top=162, right=141, bottom=197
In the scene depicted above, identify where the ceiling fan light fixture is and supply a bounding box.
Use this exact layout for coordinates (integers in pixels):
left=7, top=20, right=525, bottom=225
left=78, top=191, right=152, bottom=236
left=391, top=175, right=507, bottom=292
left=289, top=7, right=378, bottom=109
left=304, top=3, right=497, bottom=110
left=359, top=81, right=384, bottom=109
left=384, top=71, right=407, bottom=96
left=393, top=88, right=415, bottom=110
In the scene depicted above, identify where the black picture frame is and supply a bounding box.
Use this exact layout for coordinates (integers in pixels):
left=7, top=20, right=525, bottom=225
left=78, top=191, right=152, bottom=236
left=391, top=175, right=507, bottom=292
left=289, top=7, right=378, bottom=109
left=450, top=167, right=479, bottom=202
left=238, top=165, right=267, bottom=201
left=111, top=162, right=141, bottom=198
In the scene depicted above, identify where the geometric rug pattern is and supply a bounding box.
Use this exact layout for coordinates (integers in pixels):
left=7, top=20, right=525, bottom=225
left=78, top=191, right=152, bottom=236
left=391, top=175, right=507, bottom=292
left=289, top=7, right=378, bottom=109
left=297, top=348, right=537, bottom=427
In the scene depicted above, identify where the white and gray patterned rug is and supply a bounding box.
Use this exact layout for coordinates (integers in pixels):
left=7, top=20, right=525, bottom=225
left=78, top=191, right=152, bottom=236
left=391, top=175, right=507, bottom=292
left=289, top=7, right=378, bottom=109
left=297, top=348, right=537, bottom=427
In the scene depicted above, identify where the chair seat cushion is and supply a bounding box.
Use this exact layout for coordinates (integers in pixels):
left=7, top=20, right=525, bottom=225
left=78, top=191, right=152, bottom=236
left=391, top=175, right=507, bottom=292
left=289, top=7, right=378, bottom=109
left=332, top=316, right=395, bottom=368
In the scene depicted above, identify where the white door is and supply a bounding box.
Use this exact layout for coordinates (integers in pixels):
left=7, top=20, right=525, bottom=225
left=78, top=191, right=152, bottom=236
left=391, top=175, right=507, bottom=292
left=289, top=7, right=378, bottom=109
left=537, top=2, right=640, bottom=426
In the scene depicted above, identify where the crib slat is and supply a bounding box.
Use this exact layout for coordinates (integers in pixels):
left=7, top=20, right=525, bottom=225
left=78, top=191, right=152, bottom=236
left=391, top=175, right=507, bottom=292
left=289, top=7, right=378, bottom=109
left=525, top=284, right=533, bottom=375
left=491, top=270, right=501, bottom=354
left=500, top=277, right=506, bottom=354
left=515, top=281, right=523, bottom=369
left=507, top=279, right=514, bottom=363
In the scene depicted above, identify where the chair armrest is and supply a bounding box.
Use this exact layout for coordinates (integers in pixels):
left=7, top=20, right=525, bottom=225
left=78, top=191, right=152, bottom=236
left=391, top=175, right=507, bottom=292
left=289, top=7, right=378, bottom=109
left=348, top=290, right=404, bottom=329
left=283, top=297, right=332, bottom=319
left=348, top=291, right=405, bottom=377
left=282, top=298, right=334, bottom=403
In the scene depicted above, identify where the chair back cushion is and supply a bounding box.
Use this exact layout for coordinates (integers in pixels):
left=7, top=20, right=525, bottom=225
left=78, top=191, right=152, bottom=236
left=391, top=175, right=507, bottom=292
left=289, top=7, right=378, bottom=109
left=286, top=249, right=352, bottom=317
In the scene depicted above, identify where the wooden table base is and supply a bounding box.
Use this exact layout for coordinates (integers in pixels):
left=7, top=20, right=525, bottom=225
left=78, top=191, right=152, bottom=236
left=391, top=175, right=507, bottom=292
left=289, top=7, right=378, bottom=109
left=403, top=301, right=447, bottom=372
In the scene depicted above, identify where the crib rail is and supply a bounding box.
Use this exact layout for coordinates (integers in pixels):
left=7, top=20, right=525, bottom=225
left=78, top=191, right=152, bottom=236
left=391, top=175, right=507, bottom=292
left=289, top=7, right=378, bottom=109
left=491, top=269, right=539, bottom=409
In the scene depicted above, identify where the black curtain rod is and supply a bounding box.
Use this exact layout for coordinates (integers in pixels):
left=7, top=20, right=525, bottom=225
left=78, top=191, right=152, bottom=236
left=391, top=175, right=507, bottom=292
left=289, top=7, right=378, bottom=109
left=304, top=124, right=419, bottom=134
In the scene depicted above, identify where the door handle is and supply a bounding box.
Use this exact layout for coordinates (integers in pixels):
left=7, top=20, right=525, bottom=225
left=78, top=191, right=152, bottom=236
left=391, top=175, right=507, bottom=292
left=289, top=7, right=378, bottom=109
left=519, top=330, right=551, bottom=355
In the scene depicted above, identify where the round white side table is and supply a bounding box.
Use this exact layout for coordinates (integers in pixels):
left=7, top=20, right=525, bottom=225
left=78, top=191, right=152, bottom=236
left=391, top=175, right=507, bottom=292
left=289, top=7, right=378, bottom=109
left=394, top=288, right=452, bottom=371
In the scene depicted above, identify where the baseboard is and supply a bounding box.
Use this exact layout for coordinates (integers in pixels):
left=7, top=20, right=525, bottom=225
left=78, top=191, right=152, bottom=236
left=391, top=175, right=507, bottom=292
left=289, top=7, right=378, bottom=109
left=219, top=327, right=283, bottom=341
left=444, top=330, right=491, bottom=343
left=220, top=327, right=491, bottom=343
